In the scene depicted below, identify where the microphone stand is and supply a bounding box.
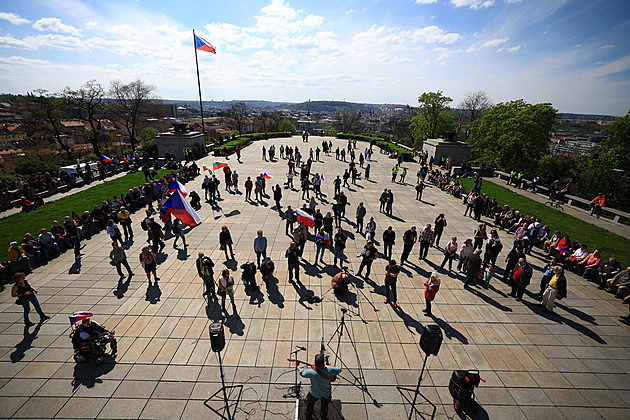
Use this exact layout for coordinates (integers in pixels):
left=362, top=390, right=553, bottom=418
left=284, top=346, right=305, bottom=399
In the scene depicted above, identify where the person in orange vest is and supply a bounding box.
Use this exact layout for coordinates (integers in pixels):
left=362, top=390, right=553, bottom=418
left=590, top=193, right=606, bottom=218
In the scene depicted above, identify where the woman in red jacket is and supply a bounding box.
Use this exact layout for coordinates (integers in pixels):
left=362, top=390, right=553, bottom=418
left=423, top=272, right=441, bottom=317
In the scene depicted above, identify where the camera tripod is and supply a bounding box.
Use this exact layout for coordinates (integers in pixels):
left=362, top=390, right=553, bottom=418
left=204, top=349, right=243, bottom=419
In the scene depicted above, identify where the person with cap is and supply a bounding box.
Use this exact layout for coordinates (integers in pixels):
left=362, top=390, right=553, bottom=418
left=356, top=240, right=378, bottom=280
left=400, top=225, right=417, bottom=265
left=423, top=272, right=441, bottom=316
left=508, top=257, right=532, bottom=301
left=384, top=259, right=400, bottom=307
left=464, top=248, right=483, bottom=288
left=382, top=226, right=396, bottom=261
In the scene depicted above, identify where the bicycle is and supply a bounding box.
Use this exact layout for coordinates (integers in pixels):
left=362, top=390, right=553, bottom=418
left=544, top=196, right=564, bottom=211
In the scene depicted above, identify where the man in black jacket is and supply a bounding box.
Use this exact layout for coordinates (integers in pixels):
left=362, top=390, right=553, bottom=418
left=400, top=225, right=417, bottom=265
left=356, top=202, right=367, bottom=233
left=356, top=241, right=378, bottom=280
left=508, top=258, right=532, bottom=301
left=286, top=242, right=300, bottom=283
left=382, top=226, right=396, bottom=261
left=502, top=246, right=523, bottom=283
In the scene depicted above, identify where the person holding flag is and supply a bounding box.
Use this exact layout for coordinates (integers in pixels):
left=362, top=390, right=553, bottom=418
left=169, top=178, right=188, bottom=197
left=162, top=191, right=201, bottom=227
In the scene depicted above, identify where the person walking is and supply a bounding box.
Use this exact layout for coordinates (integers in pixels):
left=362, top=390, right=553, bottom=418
left=419, top=224, right=435, bottom=260
left=11, top=272, right=50, bottom=327
left=508, top=257, right=532, bottom=301
left=139, top=246, right=158, bottom=283
left=218, top=269, right=237, bottom=314
left=286, top=242, right=300, bottom=283
left=440, top=237, right=458, bottom=271
left=296, top=354, right=340, bottom=420
left=356, top=241, right=378, bottom=280
left=423, top=272, right=441, bottom=316
left=541, top=265, right=567, bottom=313
left=117, top=206, right=133, bottom=241
left=400, top=225, right=417, bottom=265
left=355, top=202, right=366, bottom=233
left=382, top=226, right=396, bottom=261
left=254, top=230, right=268, bottom=268
left=172, top=217, right=187, bottom=249
left=415, top=181, right=425, bottom=201
left=110, top=242, right=133, bottom=279
left=502, top=246, right=524, bottom=283
left=384, top=259, right=400, bottom=307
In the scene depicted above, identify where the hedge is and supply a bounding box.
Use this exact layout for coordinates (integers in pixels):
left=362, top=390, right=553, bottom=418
left=336, top=133, right=415, bottom=161
left=214, top=132, right=292, bottom=154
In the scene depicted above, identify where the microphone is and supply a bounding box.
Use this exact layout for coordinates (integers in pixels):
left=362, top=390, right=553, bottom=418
left=297, top=346, right=306, bottom=351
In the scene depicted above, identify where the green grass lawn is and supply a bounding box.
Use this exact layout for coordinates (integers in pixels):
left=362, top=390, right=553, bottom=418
left=459, top=178, right=629, bottom=265
left=0, top=170, right=171, bottom=247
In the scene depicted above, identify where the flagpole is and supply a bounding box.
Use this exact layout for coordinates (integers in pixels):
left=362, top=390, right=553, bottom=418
left=193, top=29, right=206, bottom=134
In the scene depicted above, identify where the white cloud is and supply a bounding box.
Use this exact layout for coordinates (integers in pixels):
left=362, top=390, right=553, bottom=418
left=482, top=37, right=508, bottom=47
left=0, top=34, right=87, bottom=51
left=415, top=0, right=438, bottom=4
left=504, top=0, right=522, bottom=3
left=33, top=17, right=82, bottom=36
left=254, top=0, right=324, bottom=35
left=85, top=21, right=100, bottom=30
left=204, top=23, right=268, bottom=52
left=600, top=44, right=614, bottom=49
left=450, top=0, right=495, bottom=9
left=506, top=45, right=521, bottom=52
left=412, top=26, right=460, bottom=44
left=0, top=12, right=31, bottom=25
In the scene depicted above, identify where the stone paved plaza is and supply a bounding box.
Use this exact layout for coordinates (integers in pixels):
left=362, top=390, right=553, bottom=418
left=1, top=135, right=629, bottom=419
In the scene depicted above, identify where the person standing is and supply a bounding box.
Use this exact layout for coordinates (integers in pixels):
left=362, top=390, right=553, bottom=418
left=219, top=226, right=235, bottom=260
left=285, top=206, right=296, bottom=236
left=64, top=217, right=82, bottom=259
left=541, top=265, right=567, bottom=313
left=464, top=248, right=483, bottom=288
left=286, top=242, right=300, bottom=283
left=379, top=189, right=388, bottom=213
left=356, top=241, right=378, bottom=280
left=253, top=230, right=267, bottom=268
left=148, top=217, right=165, bottom=253
left=415, top=181, right=425, bottom=201
left=315, top=227, right=329, bottom=265
left=355, top=202, right=366, bottom=233
left=419, top=224, right=435, bottom=260
left=245, top=177, right=253, bottom=201
left=106, top=219, right=124, bottom=246
left=508, top=257, right=532, bottom=301
left=333, top=227, right=347, bottom=267
left=297, top=354, right=340, bottom=420
left=400, top=225, right=417, bottom=265
left=423, top=272, right=441, bottom=316
left=117, top=206, right=133, bottom=241
left=218, top=269, right=237, bottom=314
left=172, top=217, right=187, bottom=249
left=385, top=189, right=394, bottom=216
left=384, top=259, right=400, bottom=307
left=197, top=252, right=216, bottom=300
left=382, top=226, right=396, bottom=261
left=110, top=242, right=133, bottom=279
left=11, top=272, right=50, bottom=327
left=502, top=246, right=524, bottom=283
left=483, top=230, right=503, bottom=268
left=399, top=167, right=407, bottom=183
left=139, top=246, right=158, bottom=283
left=365, top=163, right=371, bottom=180
left=293, top=222, right=309, bottom=259
left=457, top=238, right=473, bottom=273
left=440, top=237, right=458, bottom=271
left=434, top=214, right=447, bottom=249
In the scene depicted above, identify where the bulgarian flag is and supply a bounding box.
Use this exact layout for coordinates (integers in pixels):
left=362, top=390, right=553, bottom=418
left=169, top=178, right=189, bottom=197
left=202, top=165, right=212, bottom=174
left=213, top=161, right=228, bottom=171
left=296, top=209, right=314, bottom=228
left=162, top=190, right=201, bottom=226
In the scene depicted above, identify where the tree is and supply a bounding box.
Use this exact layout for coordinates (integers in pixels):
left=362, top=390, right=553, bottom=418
left=141, top=127, right=159, bottom=155
left=458, top=91, right=492, bottom=140
left=468, top=100, right=559, bottom=175
left=278, top=119, right=296, bottom=133
left=335, top=112, right=364, bottom=134
left=63, top=80, right=106, bottom=156
left=109, top=79, right=159, bottom=151
left=228, top=101, right=249, bottom=134
left=322, top=125, right=336, bottom=136
left=410, top=91, right=456, bottom=146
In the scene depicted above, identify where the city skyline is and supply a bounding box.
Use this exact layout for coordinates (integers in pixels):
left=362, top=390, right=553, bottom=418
left=0, top=0, right=629, bottom=116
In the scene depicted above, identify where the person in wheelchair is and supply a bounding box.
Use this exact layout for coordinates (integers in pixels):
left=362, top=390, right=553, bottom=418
left=73, top=318, right=117, bottom=356
left=331, top=270, right=350, bottom=297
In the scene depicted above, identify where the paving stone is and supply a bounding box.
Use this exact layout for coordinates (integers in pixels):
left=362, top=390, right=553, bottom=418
left=55, top=397, right=108, bottom=418
left=13, top=396, right=68, bottom=418
left=97, top=398, right=148, bottom=419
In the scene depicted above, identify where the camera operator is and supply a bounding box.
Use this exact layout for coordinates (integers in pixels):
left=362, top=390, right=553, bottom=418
left=196, top=252, right=216, bottom=300
left=331, top=270, right=350, bottom=297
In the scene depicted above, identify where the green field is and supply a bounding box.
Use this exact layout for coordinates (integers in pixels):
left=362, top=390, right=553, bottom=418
left=459, top=178, right=629, bottom=265
left=0, top=170, right=171, bottom=247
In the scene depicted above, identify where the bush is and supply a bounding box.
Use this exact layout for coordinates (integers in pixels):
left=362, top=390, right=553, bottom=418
left=215, top=132, right=292, bottom=155
left=336, top=133, right=415, bottom=161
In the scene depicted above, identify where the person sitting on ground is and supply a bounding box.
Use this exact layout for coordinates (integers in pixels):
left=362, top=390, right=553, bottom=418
left=331, top=270, right=350, bottom=296
left=579, top=249, right=603, bottom=278
left=596, top=257, right=622, bottom=290
left=20, top=197, right=37, bottom=212
left=606, top=266, right=630, bottom=298
left=240, top=262, right=258, bottom=289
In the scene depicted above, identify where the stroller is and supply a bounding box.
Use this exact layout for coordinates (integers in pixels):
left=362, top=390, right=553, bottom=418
left=448, top=370, right=485, bottom=413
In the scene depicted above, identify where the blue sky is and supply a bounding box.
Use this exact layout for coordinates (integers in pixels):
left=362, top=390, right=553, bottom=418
left=0, top=0, right=629, bottom=115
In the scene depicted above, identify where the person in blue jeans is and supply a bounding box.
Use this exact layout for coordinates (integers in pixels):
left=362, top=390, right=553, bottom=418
left=254, top=230, right=267, bottom=268
left=11, top=272, right=50, bottom=327
left=297, top=354, right=341, bottom=420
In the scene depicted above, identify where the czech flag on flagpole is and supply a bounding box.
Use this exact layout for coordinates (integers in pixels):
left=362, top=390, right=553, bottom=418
left=169, top=179, right=189, bottom=197
left=213, top=161, right=228, bottom=171
left=195, top=34, right=216, bottom=54
left=321, top=174, right=325, bottom=181
left=69, top=311, right=93, bottom=325
left=262, top=173, right=273, bottom=179
left=163, top=190, right=201, bottom=226
left=101, top=155, right=112, bottom=163
left=296, top=209, right=315, bottom=228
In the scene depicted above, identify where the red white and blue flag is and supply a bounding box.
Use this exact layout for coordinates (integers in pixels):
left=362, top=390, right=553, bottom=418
left=194, top=34, right=216, bottom=54
left=101, top=155, right=112, bottom=163
left=296, top=209, right=314, bottom=228
left=163, top=190, right=201, bottom=226
left=69, top=311, right=93, bottom=325
left=169, top=178, right=189, bottom=197
left=262, top=173, right=273, bottom=179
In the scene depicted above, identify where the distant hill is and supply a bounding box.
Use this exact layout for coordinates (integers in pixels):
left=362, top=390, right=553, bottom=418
left=287, top=101, right=380, bottom=113
left=560, top=113, right=621, bottom=122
